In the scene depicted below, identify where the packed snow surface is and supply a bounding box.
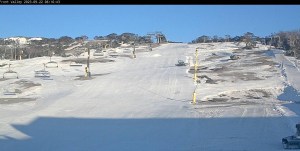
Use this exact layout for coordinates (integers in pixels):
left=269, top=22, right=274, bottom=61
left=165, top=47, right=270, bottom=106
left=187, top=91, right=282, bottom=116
left=0, top=42, right=300, bottom=150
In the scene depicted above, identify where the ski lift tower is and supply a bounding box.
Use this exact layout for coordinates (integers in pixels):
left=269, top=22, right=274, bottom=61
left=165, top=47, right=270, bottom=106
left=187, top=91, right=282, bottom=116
left=273, top=35, right=281, bottom=48
left=147, top=32, right=156, bottom=51
left=147, top=32, right=156, bottom=43
left=155, top=31, right=164, bottom=43
left=85, top=48, right=91, bottom=78
left=132, top=34, right=138, bottom=58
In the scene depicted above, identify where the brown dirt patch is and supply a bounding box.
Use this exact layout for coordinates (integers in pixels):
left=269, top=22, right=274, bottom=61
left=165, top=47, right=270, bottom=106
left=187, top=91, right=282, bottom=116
left=0, top=98, right=36, bottom=104
left=62, top=58, right=115, bottom=64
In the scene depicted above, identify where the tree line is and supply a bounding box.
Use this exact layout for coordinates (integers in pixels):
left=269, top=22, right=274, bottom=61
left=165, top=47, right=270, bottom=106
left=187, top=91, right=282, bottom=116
left=191, top=29, right=300, bottom=59
left=0, top=32, right=167, bottom=60
left=1, top=30, right=299, bottom=60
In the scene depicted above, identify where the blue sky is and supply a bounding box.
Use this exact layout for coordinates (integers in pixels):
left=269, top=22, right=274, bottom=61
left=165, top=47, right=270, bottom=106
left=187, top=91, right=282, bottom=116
left=0, top=5, right=299, bottom=43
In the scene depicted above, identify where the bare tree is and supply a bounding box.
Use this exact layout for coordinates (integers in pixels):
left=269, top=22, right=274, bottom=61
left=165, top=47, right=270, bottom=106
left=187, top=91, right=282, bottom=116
left=225, top=35, right=231, bottom=42
left=243, top=32, right=255, bottom=49
left=212, top=35, right=218, bottom=42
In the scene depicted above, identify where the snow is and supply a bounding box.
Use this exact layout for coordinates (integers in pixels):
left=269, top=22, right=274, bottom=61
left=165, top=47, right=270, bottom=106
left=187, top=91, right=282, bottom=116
left=0, top=42, right=300, bottom=150
left=28, top=38, right=42, bottom=41
left=64, top=43, right=82, bottom=51
left=4, top=37, right=28, bottom=45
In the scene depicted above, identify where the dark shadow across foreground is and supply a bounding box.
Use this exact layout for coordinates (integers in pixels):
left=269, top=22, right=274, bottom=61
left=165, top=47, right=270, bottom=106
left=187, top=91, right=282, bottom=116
left=0, top=116, right=297, bottom=151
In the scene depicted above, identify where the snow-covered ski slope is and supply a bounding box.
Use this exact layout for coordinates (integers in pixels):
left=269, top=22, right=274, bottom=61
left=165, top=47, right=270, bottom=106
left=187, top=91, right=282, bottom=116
left=0, top=42, right=299, bottom=150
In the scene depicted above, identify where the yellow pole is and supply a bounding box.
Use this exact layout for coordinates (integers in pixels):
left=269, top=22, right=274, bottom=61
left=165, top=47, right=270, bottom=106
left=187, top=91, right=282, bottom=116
left=192, top=90, right=196, bottom=104
left=193, top=48, right=199, bottom=105
left=194, top=48, right=198, bottom=83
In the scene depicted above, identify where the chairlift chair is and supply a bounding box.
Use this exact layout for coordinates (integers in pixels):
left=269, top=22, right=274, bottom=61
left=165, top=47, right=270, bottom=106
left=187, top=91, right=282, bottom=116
left=93, top=50, right=105, bottom=57
left=45, top=61, right=58, bottom=68
left=3, top=64, right=18, bottom=79
left=70, top=62, right=83, bottom=67
left=3, top=70, right=19, bottom=79
left=35, top=63, right=51, bottom=78
left=34, top=70, right=50, bottom=78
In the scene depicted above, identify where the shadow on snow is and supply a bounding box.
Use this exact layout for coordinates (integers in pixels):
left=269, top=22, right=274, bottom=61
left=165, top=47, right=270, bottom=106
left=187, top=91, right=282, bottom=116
left=0, top=116, right=298, bottom=151
left=278, top=85, right=300, bottom=103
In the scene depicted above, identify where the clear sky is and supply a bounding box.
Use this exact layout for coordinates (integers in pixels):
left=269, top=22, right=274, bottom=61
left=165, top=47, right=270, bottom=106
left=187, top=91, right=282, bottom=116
left=0, top=5, right=299, bottom=43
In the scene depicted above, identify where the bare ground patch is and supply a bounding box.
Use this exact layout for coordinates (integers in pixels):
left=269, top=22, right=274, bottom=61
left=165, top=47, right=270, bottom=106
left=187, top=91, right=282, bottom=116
left=74, top=73, right=111, bottom=80
left=239, top=57, right=277, bottom=67
left=136, top=48, right=150, bottom=53
left=14, top=79, right=41, bottom=89
left=62, top=58, right=115, bottom=64
left=201, top=88, right=275, bottom=106
left=245, top=49, right=270, bottom=56
left=0, top=78, right=9, bottom=81
left=218, top=72, right=263, bottom=81
left=204, top=55, right=224, bottom=61
left=232, top=49, right=243, bottom=53
left=2, top=80, right=42, bottom=94
left=0, top=98, right=36, bottom=104
left=0, top=63, right=7, bottom=67
left=209, top=66, right=230, bottom=73
left=114, top=54, right=133, bottom=58
left=197, top=75, right=219, bottom=84
left=207, top=97, right=229, bottom=102
left=248, top=89, right=272, bottom=98
left=188, top=66, right=210, bottom=74
left=74, top=76, right=94, bottom=80
left=195, top=100, right=260, bottom=109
